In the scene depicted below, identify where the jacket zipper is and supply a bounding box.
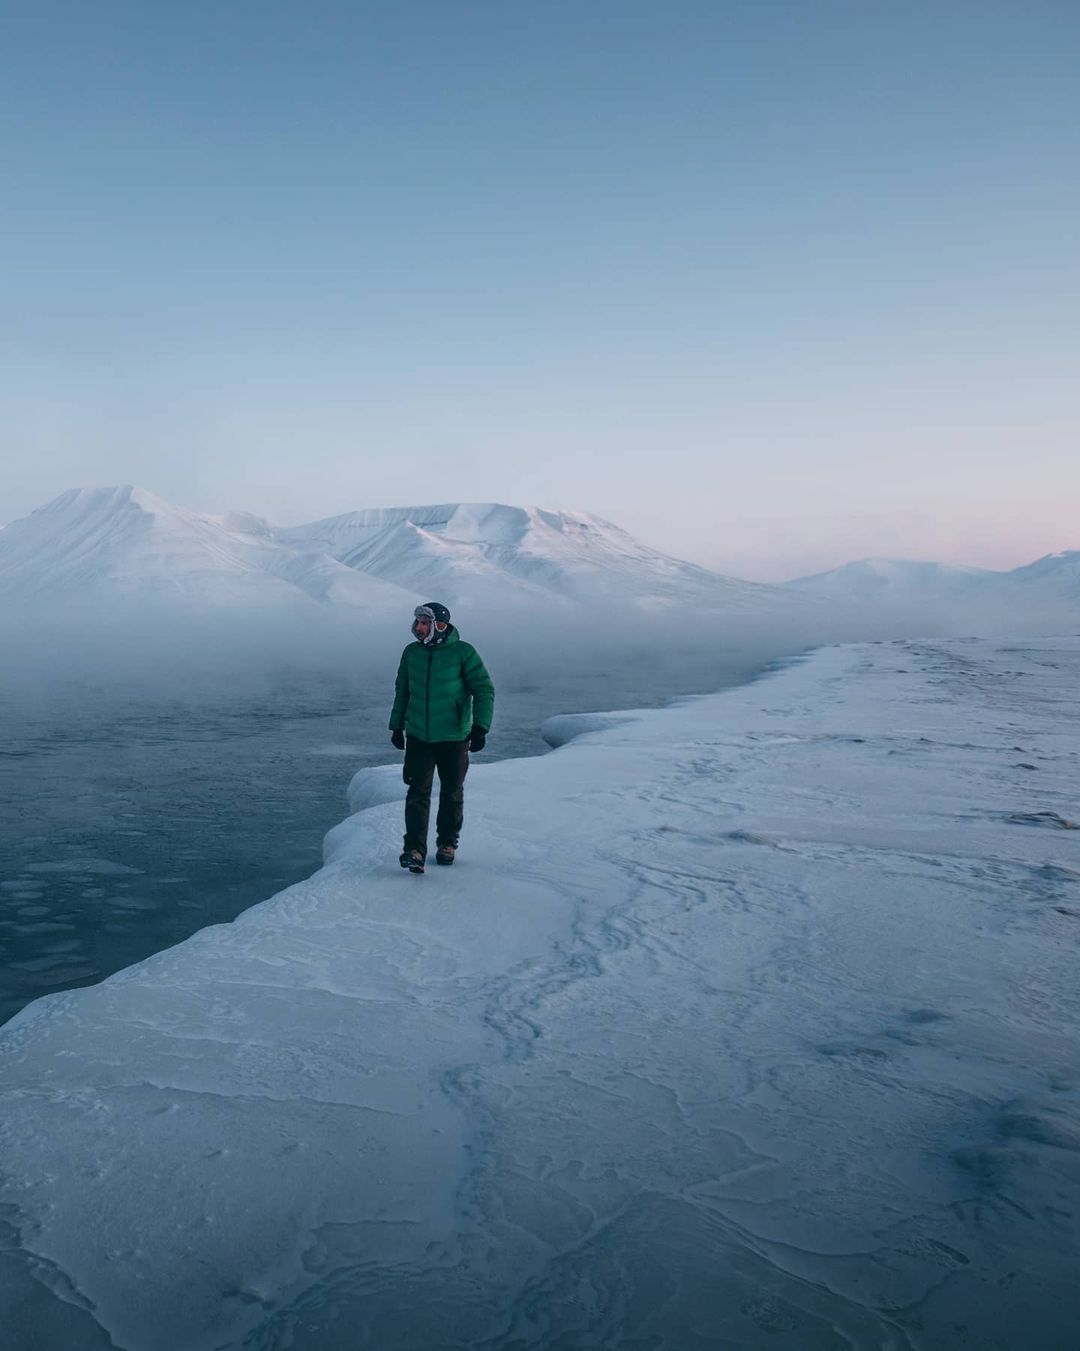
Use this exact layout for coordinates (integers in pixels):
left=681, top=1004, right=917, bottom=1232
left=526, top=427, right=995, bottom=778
left=425, top=648, right=433, bottom=742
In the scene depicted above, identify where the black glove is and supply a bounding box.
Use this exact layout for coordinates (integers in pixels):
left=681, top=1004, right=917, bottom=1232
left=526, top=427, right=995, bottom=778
left=390, top=729, right=405, bottom=751
left=468, top=726, right=487, bottom=753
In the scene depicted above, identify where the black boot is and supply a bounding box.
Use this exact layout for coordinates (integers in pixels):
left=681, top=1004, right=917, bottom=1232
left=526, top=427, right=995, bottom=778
left=399, top=849, right=425, bottom=874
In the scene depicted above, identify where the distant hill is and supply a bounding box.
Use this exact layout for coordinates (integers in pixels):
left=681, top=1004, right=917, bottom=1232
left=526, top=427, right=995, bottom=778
left=1005, top=550, right=1080, bottom=602
left=785, top=558, right=993, bottom=602
left=784, top=554, right=1078, bottom=628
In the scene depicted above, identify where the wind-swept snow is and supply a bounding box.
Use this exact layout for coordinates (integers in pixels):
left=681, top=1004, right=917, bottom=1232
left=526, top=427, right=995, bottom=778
left=1, top=636, right=1078, bottom=1348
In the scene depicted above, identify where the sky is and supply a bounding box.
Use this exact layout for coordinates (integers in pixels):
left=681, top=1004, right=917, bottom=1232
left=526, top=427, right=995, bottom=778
left=2, top=0, right=1077, bottom=581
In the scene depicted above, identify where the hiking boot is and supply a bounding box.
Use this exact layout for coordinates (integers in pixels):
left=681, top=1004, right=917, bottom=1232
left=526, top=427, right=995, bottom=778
left=435, top=843, right=456, bottom=866
left=399, top=849, right=425, bottom=874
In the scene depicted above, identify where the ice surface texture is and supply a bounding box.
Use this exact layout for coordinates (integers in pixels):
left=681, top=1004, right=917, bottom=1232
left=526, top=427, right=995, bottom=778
left=1, top=637, right=1078, bottom=1349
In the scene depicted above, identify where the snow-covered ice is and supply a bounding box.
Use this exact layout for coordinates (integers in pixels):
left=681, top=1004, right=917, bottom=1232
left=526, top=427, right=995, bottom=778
left=1, top=637, right=1078, bottom=1349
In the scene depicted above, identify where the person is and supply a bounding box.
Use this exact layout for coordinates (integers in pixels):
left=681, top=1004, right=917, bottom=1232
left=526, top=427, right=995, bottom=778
left=389, top=602, right=495, bottom=874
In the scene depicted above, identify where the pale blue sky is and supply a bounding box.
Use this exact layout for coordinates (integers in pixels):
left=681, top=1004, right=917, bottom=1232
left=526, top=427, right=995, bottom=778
left=2, top=0, right=1077, bottom=578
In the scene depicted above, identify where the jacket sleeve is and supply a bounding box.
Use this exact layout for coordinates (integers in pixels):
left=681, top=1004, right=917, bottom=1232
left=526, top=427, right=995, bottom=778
left=389, top=651, right=410, bottom=731
left=462, top=645, right=495, bottom=731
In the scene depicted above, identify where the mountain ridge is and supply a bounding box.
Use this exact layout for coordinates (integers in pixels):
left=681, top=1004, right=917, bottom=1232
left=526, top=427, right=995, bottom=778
left=2, top=486, right=1073, bottom=622
left=785, top=551, right=1080, bottom=611
left=0, top=486, right=795, bottom=615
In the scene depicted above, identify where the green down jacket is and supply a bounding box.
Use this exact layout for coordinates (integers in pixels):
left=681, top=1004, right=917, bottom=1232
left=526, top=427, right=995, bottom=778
left=389, top=628, right=495, bottom=743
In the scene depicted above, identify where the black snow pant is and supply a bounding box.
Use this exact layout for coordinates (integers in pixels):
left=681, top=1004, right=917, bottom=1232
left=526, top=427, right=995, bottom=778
left=403, top=736, right=470, bottom=858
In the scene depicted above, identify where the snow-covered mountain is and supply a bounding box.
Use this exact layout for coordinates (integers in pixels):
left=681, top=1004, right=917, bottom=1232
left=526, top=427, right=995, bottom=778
left=0, top=489, right=800, bottom=615
left=0, top=487, right=427, bottom=613
left=4, top=486, right=1070, bottom=627
left=276, top=502, right=790, bottom=611
left=785, top=557, right=993, bottom=602
left=785, top=553, right=1078, bottom=626
left=1006, top=549, right=1080, bottom=602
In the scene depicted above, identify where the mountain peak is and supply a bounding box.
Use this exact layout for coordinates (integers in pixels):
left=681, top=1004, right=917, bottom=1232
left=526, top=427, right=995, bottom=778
left=786, top=557, right=992, bottom=590
left=0, top=485, right=419, bottom=609
left=277, top=499, right=781, bottom=609
left=36, top=484, right=175, bottom=520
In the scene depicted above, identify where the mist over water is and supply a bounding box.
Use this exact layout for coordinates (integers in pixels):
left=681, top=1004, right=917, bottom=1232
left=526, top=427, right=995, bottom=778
left=5, top=582, right=1073, bottom=1025
left=0, top=601, right=844, bottom=1025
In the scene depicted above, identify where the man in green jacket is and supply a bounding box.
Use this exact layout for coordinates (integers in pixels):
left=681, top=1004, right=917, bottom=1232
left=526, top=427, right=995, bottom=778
left=389, top=602, right=495, bottom=874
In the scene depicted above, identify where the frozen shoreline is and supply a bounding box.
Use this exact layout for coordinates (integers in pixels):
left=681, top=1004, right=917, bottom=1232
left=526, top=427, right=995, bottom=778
left=0, top=640, right=782, bottom=1026
left=1, top=636, right=1078, bottom=1349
